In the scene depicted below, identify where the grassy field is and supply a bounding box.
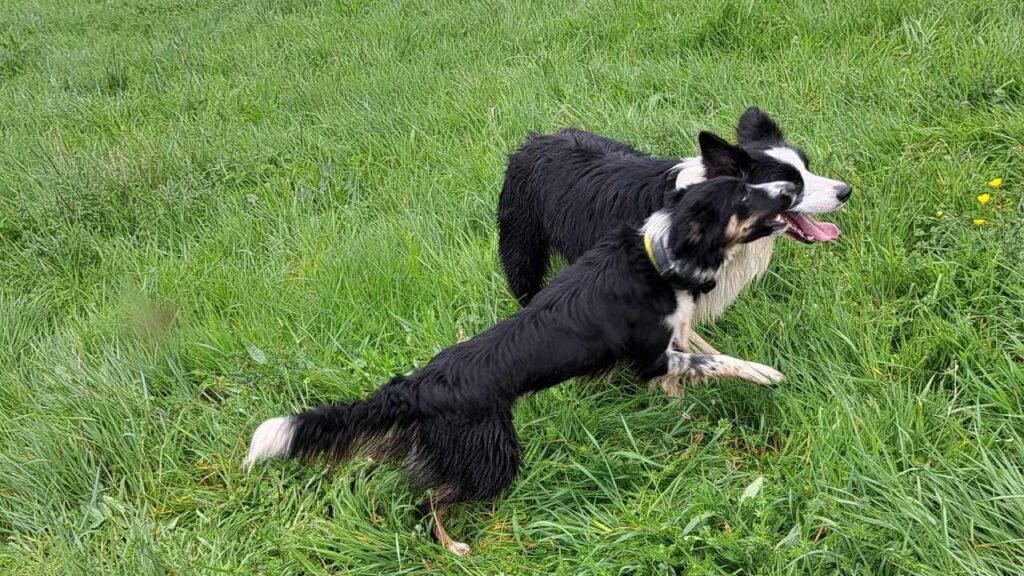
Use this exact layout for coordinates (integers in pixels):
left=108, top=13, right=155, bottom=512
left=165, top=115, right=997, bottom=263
left=2, top=0, right=1024, bottom=573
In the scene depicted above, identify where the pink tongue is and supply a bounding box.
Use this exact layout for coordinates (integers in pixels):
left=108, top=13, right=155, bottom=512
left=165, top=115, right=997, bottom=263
left=790, top=213, right=840, bottom=241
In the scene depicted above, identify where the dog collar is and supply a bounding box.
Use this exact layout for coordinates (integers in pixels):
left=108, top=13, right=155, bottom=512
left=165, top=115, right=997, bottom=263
left=642, top=231, right=675, bottom=275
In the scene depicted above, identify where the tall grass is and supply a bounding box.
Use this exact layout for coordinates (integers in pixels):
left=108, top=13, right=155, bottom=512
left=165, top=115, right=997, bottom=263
left=1, top=0, right=1023, bottom=573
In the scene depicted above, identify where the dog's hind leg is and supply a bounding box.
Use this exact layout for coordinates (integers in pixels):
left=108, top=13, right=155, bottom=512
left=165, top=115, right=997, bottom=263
left=410, top=411, right=520, bottom=556
left=497, top=221, right=550, bottom=306
left=411, top=490, right=472, bottom=556
left=427, top=494, right=472, bottom=557
left=664, top=350, right=784, bottom=386
left=498, top=165, right=550, bottom=306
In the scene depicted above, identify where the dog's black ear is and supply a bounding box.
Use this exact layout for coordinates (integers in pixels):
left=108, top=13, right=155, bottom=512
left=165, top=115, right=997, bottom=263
left=670, top=180, right=731, bottom=250
left=736, top=107, right=784, bottom=144
left=699, top=131, right=751, bottom=178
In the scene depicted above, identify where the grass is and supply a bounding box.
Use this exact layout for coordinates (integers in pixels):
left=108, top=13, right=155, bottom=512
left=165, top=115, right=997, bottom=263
left=1, top=0, right=1023, bottom=573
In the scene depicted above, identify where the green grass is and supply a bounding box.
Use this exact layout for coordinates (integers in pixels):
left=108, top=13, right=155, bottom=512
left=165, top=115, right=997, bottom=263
left=2, top=0, right=1023, bottom=573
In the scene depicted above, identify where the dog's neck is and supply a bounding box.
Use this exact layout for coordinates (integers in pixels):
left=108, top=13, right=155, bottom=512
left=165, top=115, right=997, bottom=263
left=642, top=227, right=674, bottom=276
left=672, top=157, right=706, bottom=190
left=640, top=211, right=720, bottom=294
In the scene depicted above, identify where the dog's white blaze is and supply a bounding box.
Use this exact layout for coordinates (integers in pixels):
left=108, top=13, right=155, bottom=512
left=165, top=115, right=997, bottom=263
left=750, top=180, right=795, bottom=198
left=765, top=146, right=847, bottom=213
left=672, top=157, right=705, bottom=189
left=243, top=416, right=293, bottom=470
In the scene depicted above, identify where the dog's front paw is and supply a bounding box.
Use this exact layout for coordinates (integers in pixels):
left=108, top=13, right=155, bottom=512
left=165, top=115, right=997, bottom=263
left=736, top=361, right=785, bottom=386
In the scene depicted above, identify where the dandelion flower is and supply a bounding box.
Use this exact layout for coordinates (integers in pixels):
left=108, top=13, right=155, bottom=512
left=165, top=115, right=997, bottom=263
left=988, top=177, right=1003, bottom=188
left=973, top=218, right=985, bottom=226
left=977, top=193, right=991, bottom=205
left=935, top=210, right=944, bottom=217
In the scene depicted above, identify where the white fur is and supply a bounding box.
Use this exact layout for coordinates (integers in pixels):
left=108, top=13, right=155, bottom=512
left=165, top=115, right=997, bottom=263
left=765, top=147, right=847, bottom=213
left=694, top=237, right=773, bottom=324
left=446, top=541, right=472, bottom=556
left=672, top=157, right=705, bottom=189
left=243, top=416, right=294, bottom=470
left=750, top=180, right=796, bottom=198
left=665, top=350, right=784, bottom=386
left=641, top=210, right=672, bottom=240
left=664, top=291, right=695, bottom=331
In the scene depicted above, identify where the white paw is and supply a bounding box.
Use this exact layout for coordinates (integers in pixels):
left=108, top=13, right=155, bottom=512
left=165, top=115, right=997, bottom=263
left=446, top=541, right=472, bottom=556
left=736, top=361, right=785, bottom=385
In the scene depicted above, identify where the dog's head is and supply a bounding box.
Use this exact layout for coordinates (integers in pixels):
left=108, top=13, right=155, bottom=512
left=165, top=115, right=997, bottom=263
left=667, top=176, right=796, bottom=253
left=650, top=177, right=796, bottom=292
left=690, top=108, right=850, bottom=243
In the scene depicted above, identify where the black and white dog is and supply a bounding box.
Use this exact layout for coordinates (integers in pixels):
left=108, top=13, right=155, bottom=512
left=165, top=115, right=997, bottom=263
left=244, top=177, right=794, bottom=556
left=497, top=108, right=850, bottom=354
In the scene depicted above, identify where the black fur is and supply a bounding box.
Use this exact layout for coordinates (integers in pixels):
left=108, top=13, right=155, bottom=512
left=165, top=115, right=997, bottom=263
left=266, top=177, right=793, bottom=547
left=497, top=108, right=805, bottom=305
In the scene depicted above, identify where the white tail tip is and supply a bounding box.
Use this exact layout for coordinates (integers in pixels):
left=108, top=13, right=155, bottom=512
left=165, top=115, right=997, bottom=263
left=243, top=416, right=294, bottom=471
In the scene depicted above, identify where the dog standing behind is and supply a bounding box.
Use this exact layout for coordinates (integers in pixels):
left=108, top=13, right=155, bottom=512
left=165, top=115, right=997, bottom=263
left=244, top=177, right=796, bottom=556
left=497, top=108, right=850, bottom=354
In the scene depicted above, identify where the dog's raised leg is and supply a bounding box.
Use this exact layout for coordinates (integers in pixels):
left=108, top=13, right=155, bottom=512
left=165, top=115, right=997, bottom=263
left=664, top=349, right=784, bottom=387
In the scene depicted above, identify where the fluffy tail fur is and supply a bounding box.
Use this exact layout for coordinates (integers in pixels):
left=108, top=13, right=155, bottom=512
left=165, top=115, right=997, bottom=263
left=244, top=376, right=415, bottom=470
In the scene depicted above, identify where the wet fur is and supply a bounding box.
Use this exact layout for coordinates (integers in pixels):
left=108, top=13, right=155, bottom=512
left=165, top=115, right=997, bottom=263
left=245, top=177, right=789, bottom=552
left=496, top=108, right=837, bottom=316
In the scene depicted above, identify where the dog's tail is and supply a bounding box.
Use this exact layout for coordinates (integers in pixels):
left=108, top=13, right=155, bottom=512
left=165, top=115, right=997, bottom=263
left=243, top=376, right=417, bottom=470
left=497, top=137, right=550, bottom=306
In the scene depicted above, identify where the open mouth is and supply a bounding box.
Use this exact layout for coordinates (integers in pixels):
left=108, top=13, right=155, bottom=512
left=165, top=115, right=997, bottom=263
left=781, top=213, right=840, bottom=243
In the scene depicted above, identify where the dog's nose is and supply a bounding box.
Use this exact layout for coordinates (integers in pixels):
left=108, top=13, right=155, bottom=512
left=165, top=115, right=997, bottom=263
left=835, top=184, right=852, bottom=202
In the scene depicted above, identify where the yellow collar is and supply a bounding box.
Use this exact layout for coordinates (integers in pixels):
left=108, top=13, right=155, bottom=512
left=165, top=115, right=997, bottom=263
left=643, top=231, right=659, bottom=269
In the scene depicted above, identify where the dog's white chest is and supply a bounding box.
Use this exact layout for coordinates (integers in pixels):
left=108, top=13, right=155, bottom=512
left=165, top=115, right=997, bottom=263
left=664, top=292, right=695, bottom=338
left=693, top=237, right=774, bottom=324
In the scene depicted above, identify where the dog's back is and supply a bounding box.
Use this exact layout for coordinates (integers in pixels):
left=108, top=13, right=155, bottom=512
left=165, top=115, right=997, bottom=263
left=497, top=129, right=679, bottom=305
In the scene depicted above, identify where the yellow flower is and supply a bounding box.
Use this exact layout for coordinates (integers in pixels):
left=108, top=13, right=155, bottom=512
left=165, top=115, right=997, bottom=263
left=935, top=210, right=944, bottom=217
left=973, top=218, right=985, bottom=226
left=977, top=193, right=991, bottom=205
left=988, top=177, right=1002, bottom=188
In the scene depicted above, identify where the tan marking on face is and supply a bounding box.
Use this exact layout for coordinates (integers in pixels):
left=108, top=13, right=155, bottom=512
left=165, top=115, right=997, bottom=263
left=725, top=214, right=760, bottom=246
left=725, top=215, right=743, bottom=241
